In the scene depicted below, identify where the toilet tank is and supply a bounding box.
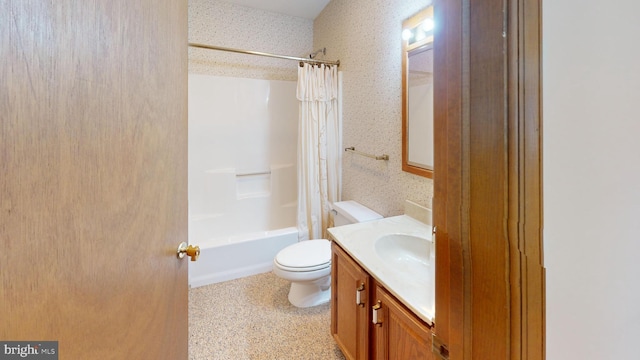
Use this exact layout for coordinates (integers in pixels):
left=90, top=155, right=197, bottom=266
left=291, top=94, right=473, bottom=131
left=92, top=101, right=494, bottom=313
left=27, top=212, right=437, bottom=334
left=332, top=200, right=383, bottom=226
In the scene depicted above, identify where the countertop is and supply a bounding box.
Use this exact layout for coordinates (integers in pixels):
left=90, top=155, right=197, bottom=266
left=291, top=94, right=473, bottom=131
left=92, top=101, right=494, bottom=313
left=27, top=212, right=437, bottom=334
left=328, top=215, right=435, bottom=325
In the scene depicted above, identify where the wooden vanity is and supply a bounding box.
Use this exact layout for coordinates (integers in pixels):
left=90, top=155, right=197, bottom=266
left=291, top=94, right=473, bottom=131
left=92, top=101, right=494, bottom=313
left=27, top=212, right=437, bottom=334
left=328, top=215, right=435, bottom=360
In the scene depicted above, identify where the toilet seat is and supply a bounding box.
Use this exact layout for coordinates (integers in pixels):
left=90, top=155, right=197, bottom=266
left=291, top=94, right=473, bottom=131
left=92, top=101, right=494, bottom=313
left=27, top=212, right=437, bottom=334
left=274, top=239, right=331, bottom=272
left=274, top=261, right=330, bottom=272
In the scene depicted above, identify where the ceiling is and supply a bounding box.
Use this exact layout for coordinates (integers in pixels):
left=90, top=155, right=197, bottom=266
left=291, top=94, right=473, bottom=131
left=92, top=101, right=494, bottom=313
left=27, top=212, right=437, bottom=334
left=221, top=0, right=331, bottom=19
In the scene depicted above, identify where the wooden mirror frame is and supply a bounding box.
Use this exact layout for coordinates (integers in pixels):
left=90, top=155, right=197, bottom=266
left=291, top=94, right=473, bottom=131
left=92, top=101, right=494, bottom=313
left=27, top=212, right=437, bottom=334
left=402, top=6, right=434, bottom=179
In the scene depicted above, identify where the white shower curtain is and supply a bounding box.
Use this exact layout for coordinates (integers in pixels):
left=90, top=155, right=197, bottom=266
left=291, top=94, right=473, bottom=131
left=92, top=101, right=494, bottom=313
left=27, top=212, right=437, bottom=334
left=296, top=63, right=342, bottom=241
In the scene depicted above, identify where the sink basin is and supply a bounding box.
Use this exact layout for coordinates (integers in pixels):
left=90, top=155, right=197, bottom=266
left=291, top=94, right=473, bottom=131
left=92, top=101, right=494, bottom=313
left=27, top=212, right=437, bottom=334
left=374, top=234, right=431, bottom=274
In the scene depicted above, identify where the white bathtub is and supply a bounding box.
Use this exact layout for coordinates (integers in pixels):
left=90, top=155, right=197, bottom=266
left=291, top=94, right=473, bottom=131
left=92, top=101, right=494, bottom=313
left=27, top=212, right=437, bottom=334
left=188, top=227, right=298, bottom=288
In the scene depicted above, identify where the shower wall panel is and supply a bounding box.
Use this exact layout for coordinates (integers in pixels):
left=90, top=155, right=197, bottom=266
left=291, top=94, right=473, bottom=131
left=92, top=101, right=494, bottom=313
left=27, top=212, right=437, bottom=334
left=188, top=74, right=298, bottom=242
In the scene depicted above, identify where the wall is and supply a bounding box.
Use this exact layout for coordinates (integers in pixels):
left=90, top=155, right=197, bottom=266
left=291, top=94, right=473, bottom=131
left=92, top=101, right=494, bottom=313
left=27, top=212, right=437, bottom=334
left=314, top=0, right=433, bottom=216
left=188, top=0, right=313, bottom=80
left=543, top=1, right=640, bottom=359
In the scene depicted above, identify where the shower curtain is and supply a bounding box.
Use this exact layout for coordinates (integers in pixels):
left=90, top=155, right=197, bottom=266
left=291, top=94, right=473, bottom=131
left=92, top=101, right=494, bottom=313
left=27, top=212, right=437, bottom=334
left=296, top=63, right=341, bottom=241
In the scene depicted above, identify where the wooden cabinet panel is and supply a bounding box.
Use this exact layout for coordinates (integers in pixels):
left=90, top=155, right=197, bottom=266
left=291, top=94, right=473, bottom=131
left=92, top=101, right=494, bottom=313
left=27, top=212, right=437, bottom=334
left=332, top=243, right=371, bottom=360
left=373, top=285, right=434, bottom=360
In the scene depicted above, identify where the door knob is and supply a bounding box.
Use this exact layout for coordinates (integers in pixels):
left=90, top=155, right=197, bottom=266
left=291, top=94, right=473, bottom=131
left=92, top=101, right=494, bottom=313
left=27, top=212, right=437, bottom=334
left=177, top=242, right=200, bottom=261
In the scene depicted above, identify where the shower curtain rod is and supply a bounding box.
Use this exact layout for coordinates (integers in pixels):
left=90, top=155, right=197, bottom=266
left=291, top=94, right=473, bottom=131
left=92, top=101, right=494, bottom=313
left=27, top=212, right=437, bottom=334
left=188, top=42, right=340, bottom=67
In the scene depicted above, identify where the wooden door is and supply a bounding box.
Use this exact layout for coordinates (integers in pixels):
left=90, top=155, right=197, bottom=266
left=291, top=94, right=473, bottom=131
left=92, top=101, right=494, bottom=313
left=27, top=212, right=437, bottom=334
left=432, top=0, right=543, bottom=359
left=331, top=243, right=370, bottom=360
left=0, top=1, right=188, bottom=359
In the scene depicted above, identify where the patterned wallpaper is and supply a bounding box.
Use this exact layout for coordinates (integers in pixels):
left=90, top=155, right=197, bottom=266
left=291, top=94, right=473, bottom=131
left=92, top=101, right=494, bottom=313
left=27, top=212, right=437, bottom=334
left=188, top=0, right=313, bottom=81
left=314, top=0, right=433, bottom=217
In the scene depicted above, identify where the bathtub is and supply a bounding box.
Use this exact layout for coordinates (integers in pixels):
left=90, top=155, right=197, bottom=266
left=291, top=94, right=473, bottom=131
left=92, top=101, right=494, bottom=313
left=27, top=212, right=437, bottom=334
left=188, top=227, right=298, bottom=288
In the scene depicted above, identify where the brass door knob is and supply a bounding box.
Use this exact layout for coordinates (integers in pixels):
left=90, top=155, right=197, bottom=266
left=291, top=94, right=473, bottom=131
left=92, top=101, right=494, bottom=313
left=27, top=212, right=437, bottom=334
left=177, top=242, right=200, bottom=261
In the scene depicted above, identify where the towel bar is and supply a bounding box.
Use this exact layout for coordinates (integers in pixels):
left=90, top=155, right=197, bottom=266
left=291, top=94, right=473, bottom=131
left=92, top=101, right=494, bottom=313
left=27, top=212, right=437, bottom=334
left=345, top=147, right=389, bottom=161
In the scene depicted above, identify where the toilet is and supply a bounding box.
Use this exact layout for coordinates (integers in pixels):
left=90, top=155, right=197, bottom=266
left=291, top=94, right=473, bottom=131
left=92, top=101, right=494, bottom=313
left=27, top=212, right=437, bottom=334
left=273, top=200, right=383, bottom=308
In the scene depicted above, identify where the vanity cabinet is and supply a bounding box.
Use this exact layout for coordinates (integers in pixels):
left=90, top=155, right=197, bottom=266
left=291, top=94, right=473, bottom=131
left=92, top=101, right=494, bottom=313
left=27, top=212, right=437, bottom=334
left=331, top=242, right=434, bottom=360
left=331, top=242, right=371, bottom=360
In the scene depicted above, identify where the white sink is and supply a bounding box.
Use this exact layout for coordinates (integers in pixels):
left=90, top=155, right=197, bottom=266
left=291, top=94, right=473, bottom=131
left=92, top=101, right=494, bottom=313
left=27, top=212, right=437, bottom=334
left=374, top=234, right=431, bottom=274
left=328, top=215, right=435, bottom=324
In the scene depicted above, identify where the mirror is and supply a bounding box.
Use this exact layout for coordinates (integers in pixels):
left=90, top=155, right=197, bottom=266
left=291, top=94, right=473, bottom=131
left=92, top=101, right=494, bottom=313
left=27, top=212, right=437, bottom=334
left=402, top=7, right=434, bottom=178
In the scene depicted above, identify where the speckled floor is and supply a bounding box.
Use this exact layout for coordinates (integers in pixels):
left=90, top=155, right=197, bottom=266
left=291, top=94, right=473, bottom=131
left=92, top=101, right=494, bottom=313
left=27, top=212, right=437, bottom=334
left=189, top=272, right=346, bottom=360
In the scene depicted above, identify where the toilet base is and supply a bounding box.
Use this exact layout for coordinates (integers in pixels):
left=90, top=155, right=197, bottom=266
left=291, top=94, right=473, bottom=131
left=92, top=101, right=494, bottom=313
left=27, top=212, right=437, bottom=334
left=287, top=275, right=331, bottom=308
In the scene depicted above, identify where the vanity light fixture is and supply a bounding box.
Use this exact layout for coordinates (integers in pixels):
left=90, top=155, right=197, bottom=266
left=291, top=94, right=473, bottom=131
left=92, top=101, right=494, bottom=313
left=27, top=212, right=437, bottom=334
left=404, top=17, right=434, bottom=46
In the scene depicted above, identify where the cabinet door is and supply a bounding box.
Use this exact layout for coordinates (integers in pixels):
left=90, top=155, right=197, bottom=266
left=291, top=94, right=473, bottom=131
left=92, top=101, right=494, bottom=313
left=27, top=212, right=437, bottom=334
left=331, top=243, right=371, bottom=360
left=373, top=285, right=434, bottom=360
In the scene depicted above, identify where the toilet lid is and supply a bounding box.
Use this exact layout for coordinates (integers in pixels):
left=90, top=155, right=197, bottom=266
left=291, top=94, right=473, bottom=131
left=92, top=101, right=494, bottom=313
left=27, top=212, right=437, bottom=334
left=275, top=239, right=331, bottom=269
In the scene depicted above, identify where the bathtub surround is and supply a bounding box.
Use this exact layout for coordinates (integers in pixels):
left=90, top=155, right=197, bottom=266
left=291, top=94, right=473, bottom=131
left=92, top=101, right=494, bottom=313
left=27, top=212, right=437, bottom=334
left=314, top=0, right=433, bottom=216
left=188, top=74, right=299, bottom=286
left=188, top=74, right=298, bottom=235
left=296, top=63, right=342, bottom=240
left=189, top=272, right=346, bottom=360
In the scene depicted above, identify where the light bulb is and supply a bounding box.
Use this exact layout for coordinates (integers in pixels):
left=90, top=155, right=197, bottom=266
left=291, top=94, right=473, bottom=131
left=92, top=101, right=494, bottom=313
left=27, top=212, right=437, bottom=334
left=422, top=18, right=435, bottom=32
left=402, top=29, right=413, bottom=41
